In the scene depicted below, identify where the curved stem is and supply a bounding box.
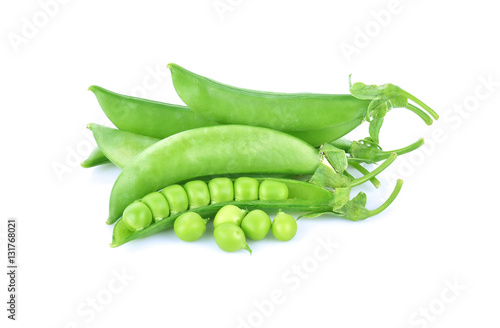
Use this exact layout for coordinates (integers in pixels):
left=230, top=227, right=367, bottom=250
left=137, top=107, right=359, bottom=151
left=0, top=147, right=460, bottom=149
left=349, top=162, right=381, bottom=188
left=243, top=243, right=252, bottom=255
left=405, top=103, right=434, bottom=125
left=402, top=90, right=439, bottom=120
left=350, top=153, right=397, bottom=187
left=379, top=138, right=425, bottom=157
left=366, top=179, right=403, bottom=216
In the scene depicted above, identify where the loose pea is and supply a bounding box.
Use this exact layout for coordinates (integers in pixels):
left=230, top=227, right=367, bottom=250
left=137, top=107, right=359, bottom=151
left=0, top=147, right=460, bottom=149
left=234, top=177, right=259, bottom=201
left=271, top=211, right=297, bottom=241
left=259, top=180, right=289, bottom=201
left=213, top=205, right=247, bottom=228
left=160, top=185, right=189, bottom=215
left=174, top=212, right=209, bottom=242
left=214, top=223, right=252, bottom=254
left=141, top=192, right=170, bottom=222
left=184, top=180, right=210, bottom=209
left=241, top=210, right=271, bottom=240
left=122, top=202, right=153, bottom=232
left=208, top=177, right=234, bottom=204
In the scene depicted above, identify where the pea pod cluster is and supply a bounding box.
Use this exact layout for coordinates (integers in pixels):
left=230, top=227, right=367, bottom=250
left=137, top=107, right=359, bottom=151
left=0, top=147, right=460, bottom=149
left=83, top=63, right=437, bottom=250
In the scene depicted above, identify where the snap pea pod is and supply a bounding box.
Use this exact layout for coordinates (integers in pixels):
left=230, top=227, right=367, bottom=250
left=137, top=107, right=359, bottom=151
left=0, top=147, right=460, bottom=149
left=167, top=63, right=437, bottom=134
left=87, top=124, right=158, bottom=168
left=88, top=85, right=362, bottom=147
left=85, top=123, right=420, bottom=170
left=88, top=85, right=218, bottom=139
left=111, top=177, right=403, bottom=247
left=107, top=125, right=321, bottom=224
left=81, top=147, right=111, bottom=168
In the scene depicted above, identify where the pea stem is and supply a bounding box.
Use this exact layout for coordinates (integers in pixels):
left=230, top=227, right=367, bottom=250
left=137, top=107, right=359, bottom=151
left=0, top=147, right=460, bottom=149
left=366, top=179, right=403, bottom=216
left=405, top=103, right=434, bottom=125
left=374, top=138, right=425, bottom=158
left=243, top=243, right=253, bottom=255
left=349, top=162, right=381, bottom=188
left=401, top=90, right=439, bottom=120
left=350, top=153, right=397, bottom=187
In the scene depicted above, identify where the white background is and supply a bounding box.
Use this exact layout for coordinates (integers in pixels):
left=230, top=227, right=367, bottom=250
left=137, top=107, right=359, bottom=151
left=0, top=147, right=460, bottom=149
left=1, top=1, right=499, bottom=327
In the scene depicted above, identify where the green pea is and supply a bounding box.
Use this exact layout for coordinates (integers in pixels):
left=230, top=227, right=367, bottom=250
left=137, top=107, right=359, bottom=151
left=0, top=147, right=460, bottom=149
left=259, top=180, right=289, bottom=201
left=141, top=192, right=170, bottom=222
left=122, top=202, right=153, bottom=232
left=241, top=210, right=271, bottom=240
left=174, top=212, right=209, bottom=242
left=208, top=177, right=234, bottom=204
left=271, top=211, right=297, bottom=241
left=160, top=185, right=188, bottom=215
left=234, top=177, right=259, bottom=201
left=213, top=205, right=247, bottom=228
left=184, top=180, right=210, bottom=209
left=214, top=223, right=252, bottom=254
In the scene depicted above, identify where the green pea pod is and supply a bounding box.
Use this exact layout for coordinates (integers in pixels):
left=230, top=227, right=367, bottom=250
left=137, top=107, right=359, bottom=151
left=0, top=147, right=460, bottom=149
left=81, top=147, right=111, bottom=168
left=87, top=124, right=158, bottom=168
left=88, top=85, right=218, bottom=139
left=106, top=125, right=321, bottom=224
left=168, top=63, right=371, bottom=132
left=88, top=85, right=363, bottom=147
left=111, top=178, right=404, bottom=247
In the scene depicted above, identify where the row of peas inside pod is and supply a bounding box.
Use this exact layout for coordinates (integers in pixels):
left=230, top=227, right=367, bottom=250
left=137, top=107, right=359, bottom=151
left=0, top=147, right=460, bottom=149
left=174, top=205, right=298, bottom=254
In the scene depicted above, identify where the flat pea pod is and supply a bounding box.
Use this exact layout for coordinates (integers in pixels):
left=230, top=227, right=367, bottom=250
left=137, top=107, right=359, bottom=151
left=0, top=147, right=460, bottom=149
left=208, top=177, right=234, bottom=204
left=81, top=147, right=111, bottom=168
left=234, top=177, right=259, bottom=201
left=87, top=124, right=158, bottom=168
left=141, top=192, right=170, bottom=222
left=174, top=212, right=208, bottom=242
left=88, top=86, right=361, bottom=147
left=122, top=202, right=153, bottom=232
left=107, top=125, right=320, bottom=224
left=184, top=180, right=210, bottom=209
left=272, top=211, right=297, bottom=241
left=160, top=185, right=189, bottom=215
left=214, top=223, right=252, bottom=254
left=241, top=210, right=271, bottom=240
left=258, top=180, right=288, bottom=201
left=89, top=85, right=218, bottom=139
left=168, top=63, right=371, bottom=131
left=213, top=205, right=247, bottom=228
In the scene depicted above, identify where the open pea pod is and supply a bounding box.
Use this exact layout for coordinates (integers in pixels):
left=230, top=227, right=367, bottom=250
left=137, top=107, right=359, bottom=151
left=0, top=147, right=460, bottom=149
left=111, top=177, right=404, bottom=248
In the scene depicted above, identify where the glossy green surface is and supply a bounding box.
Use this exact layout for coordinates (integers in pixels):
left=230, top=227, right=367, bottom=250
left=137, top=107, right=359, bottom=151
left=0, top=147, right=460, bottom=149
left=241, top=210, right=271, bottom=241
left=213, top=205, right=247, bottom=228
left=174, top=212, right=208, bottom=242
left=184, top=180, right=211, bottom=209
left=107, top=125, right=320, bottom=224
left=234, top=177, right=259, bottom=201
left=141, top=192, right=170, bottom=222
left=168, top=63, right=370, bottom=131
left=89, top=85, right=218, bottom=139
left=160, top=185, right=189, bottom=215
left=258, top=180, right=289, bottom=201
left=272, top=211, right=297, bottom=241
left=87, top=124, right=158, bottom=168
left=122, top=202, right=153, bottom=232
left=214, top=223, right=251, bottom=254
left=208, top=177, right=234, bottom=203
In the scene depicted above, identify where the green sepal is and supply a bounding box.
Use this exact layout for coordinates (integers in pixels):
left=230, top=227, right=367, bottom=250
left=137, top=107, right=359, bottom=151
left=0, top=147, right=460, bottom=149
left=309, top=163, right=351, bottom=189
left=321, top=144, right=348, bottom=174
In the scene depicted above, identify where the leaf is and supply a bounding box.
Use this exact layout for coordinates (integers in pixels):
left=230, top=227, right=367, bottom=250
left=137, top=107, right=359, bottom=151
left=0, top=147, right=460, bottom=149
left=329, top=187, right=352, bottom=210
left=333, top=191, right=371, bottom=221
left=321, top=144, right=348, bottom=174
left=309, top=163, right=351, bottom=189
